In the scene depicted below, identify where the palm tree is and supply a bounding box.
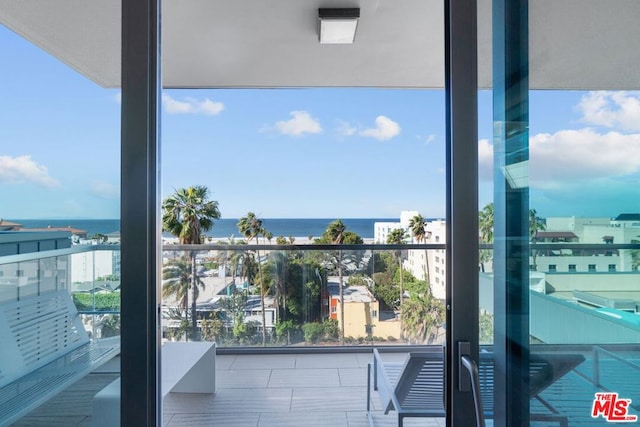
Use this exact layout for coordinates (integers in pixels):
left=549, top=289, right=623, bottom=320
left=162, top=186, right=221, bottom=244
left=479, top=203, right=494, bottom=243
left=387, top=228, right=408, bottom=339
left=162, top=185, right=221, bottom=338
left=529, top=209, right=546, bottom=270
left=630, top=236, right=640, bottom=271
left=409, top=214, right=431, bottom=292
left=478, top=203, right=494, bottom=273
left=401, top=293, right=445, bottom=344
left=162, top=256, right=204, bottom=339
left=238, top=212, right=269, bottom=346
left=325, top=219, right=346, bottom=345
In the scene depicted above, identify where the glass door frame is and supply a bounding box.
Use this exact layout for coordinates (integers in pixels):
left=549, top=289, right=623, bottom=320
left=444, top=0, right=480, bottom=425
left=118, top=0, right=527, bottom=425
left=445, top=0, right=531, bottom=425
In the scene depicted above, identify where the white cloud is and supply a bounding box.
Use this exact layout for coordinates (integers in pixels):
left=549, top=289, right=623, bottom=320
left=478, top=129, right=640, bottom=188
left=360, top=116, right=401, bottom=141
left=162, top=94, right=224, bottom=116
left=578, top=91, right=640, bottom=131
left=478, top=139, right=493, bottom=181
left=0, top=155, right=59, bottom=188
left=274, top=111, right=322, bottom=136
left=90, top=181, right=119, bottom=199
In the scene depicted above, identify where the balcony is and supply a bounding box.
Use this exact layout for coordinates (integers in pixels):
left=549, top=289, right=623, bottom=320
left=11, top=344, right=640, bottom=426
left=2, top=242, right=640, bottom=425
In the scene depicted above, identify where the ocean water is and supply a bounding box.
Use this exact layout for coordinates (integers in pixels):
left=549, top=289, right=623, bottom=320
left=9, top=218, right=404, bottom=239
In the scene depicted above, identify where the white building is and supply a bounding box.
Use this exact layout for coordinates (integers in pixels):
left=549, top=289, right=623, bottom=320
left=373, top=210, right=419, bottom=243
left=406, top=219, right=447, bottom=300
left=534, top=214, right=640, bottom=274
left=70, top=250, right=121, bottom=284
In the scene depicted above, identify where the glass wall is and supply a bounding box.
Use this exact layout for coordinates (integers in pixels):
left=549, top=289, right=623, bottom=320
left=0, top=10, right=121, bottom=424
left=160, top=244, right=445, bottom=347
left=484, top=1, right=640, bottom=425
left=159, top=87, right=447, bottom=349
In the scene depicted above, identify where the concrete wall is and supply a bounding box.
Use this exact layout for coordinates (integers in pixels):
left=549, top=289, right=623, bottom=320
left=337, top=300, right=401, bottom=339
left=531, top=291, right=640, bottom=344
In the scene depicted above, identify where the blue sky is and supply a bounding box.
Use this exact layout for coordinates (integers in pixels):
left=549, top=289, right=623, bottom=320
left=2, top=24, right=640, bottom=220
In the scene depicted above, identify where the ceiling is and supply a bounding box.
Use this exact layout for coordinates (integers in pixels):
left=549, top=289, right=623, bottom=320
left=1, top=0, right=639, bottom=90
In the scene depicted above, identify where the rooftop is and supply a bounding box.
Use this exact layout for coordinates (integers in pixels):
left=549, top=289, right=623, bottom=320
left=328, top=284, right=375, bottom=303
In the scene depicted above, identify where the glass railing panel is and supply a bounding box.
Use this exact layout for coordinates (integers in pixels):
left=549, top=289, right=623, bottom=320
left=479, top=243, right=640, bottom=422
left=0, top=246, right=122, bottom=341
left=161, top=244, right=445, bottom=348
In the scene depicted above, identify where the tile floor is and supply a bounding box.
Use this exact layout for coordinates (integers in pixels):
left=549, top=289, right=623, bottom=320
left=12, top=351, right=445, bottom=427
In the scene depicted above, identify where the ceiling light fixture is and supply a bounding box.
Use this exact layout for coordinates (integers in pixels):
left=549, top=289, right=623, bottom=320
left=318, top=8, right=360, bottom=44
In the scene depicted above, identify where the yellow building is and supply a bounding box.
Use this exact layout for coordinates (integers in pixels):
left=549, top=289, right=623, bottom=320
left=328, top=283, right=400, bottom=339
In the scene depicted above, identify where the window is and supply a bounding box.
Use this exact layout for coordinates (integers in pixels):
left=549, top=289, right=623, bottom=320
left=331, top=306, right=337, bottom=313
left=435, top=277, right=440, bottom=283
left=588, top=264, right=596, bottom=272
left=568, top=264, right=576, bottom=272
left=435, top=266, right=440, bottom=273
left=435, top=236, right=440, bottom=242
left=371, top=310, right=378, bottom=318
left=548, top=265, right=556, bottom=272
left=435, top=256, right=440, bottom=263
left=608, top=264, right=616, bottom=272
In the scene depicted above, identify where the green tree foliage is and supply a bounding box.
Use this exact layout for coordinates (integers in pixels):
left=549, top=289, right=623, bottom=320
left=200, top=313, right=224, bottom=342
left=72, top=292, right=120, bottom=312
left=315, top=219, right=358, bottom=345
left=479, top=203, right=494, bottom=244
left=275, top=319, right=299, bottom=345
left=479, top=203, right=494, bottom=273
left=409, top=214, right=431, bottom=287
left=162, top=185, right=221, bottom=244
left=301, top=319, right=339, bottom=343
left=96, top=274, right=120, bottom=282
left=479, top=311, right=494, bottom=344
left=238, top=212, right=269, bottom=346
left=347, top=274, right=369, bottom=287
left=478, top=203, right=546, bottom=271
left=162, top=185, right=221, bottom=338
left=276, top=235, right=296, bottom=245
left=302, top=322, right=325, bottom=343
left=387, top=228, right=407, bottom=325
left=401, top=293, right=445, bottom=344
left=529, top=209, right=547, bottom=269
left=263, top=251, right=324, bottom=330
left=219, top=289, right=252, bottom=344
left=372, top=271, right=398, bottom=310
left=529, top=208, right=546, bottom=240
left=368, top=252, right=394, bottom=275
left=162, top=256, right=205, bottom=339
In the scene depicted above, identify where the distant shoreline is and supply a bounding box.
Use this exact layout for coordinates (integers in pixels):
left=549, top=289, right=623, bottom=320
left=9, top=217, right=444, bottom=240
